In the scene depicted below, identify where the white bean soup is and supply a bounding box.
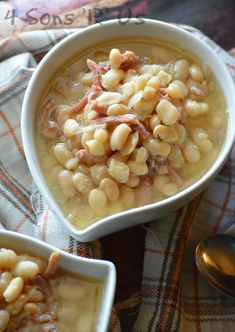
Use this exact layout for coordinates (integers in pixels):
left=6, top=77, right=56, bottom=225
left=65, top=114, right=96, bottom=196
left=36, top=39, right=227, bottom=229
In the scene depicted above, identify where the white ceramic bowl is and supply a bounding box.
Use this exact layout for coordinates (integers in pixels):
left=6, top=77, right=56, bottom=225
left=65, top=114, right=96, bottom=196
left=22, top=19, right=235, bottom=242
left=0, top=230, right=115, bottom=332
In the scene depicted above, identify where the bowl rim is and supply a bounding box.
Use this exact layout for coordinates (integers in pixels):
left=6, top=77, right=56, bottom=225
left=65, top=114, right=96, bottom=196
left=21, top=18, right=235, bottom=241
left=0, top=229, right=116, bottom=331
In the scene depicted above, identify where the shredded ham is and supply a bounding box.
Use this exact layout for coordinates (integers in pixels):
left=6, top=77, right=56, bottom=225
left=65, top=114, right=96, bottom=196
left=92, top=114, right=150, bottom=139
left=68, top=84, right=102, bottom=116
left=34, top=276, right=58, bottom=319
left=146, top=156, right=157, bottom=178
left=39, top=99, right=59, bottom=138
left=43, top=252, right=60, bottom=279
left=40, top=99, right=57, bottom=123
left=75, top=149, right=88, bottom=163
left=87, top=59, right=102, bottom=86
left=90, top=101, right=107, bottom=115
left=69, top=94, right=88, bottom=116
left=132, top=122, right=150, bottom=140
left=167, top=161, right=183, bottom=186
left=120, top=51, right=140, bottom=70
left=136, top=182, right=152, bottom=206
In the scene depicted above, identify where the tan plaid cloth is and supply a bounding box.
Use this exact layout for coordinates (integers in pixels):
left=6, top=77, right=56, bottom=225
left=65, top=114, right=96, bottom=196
left=0, top=25, right=235, bottom=332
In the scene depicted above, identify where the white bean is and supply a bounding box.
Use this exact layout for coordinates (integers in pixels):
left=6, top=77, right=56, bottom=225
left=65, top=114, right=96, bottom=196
left=77, top=164, right=90, bottom=174
left=90, top=164, right=109, bottom=185
left=126, top=176, right=140, bottom=188
left=184, top=99, right=209, bottom=117
left=189, top=64, right=204, bottom=81
left=167, top=80, right=188, bottom=99
left=109, top=48, right=122, bottom=68
left=101, top=69, right=124, bottom=91
left=3, top=277, right=24, bottom=303
left=183, top=141, right=201, bottom=163
left=100, top=178, right=120, bottom=202
left=87, top=110, right=98, bottom=120
left=157, top=70, right=172, bottom=86
left=96, top=92, right=123, bottom=105
left=86, top=139, right=105, bottom=156
left=153, top=125, right=178, bottom=143
left=63, top=119, right=79, bottom=138
left=73, top=172, right=95, bottom=195
left=147, top=76, right=160, bottom=89
left=173, top=59, right=190, bottom=82
left=143, top=87, right=157, bottom=101
left=107, top=104, right=129, bottom=116
left=128, top=90, right=143, bottom=109
left=156, top=99, right=179, bottom=125
left=108, top=159, right=129, bottom=183
left=175, top=123, right=187, bottom=144
left=120, top=132, right=139, bottom=156
left=13, top=261, right=39, bottom=280
left=88, top=189, right=107, bottom=210
left=199, top=139, right=213, bottom=153
left=94, top=128, right=108, bottom=143
left=107, top=152, right=127, bottom=166
left=81, top=131, right=94, bottom=148
left=66, top=158, right=78, bottom=170
left=0, top=273, right=13, bottom=298
left=135, top=75, right=147, bottom=92
left=139, top=64, right=162, bottom=76
left=135, top=147, right=149, bottom=163
left=0, top=249, right=18, bottom=269
left=54, top=144, right=73, bottom=166
left=155, top=141, right=171, bottom=157
left=168, top=147, right=185, bottom=168
left=127, top=161, right=148, bottom=175
left=149, top=114, right=160, bottom=131
left=191, top=127, right=208, bottom=143
left=191, top=128, right=213, bottom=153
left=143, top=137, right=169, bottom=155
left=110, top=124, right=131, bottom=151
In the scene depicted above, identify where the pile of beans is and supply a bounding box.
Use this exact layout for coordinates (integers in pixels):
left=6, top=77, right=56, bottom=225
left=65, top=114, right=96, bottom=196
left=0, top=248, right=100, bottom=331
left=38, top=46, right=225, bottom=227
left=0, top=248, right=60, bottom=331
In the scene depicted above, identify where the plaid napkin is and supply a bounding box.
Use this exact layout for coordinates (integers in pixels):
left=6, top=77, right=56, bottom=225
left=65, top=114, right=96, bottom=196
left=0, top=24, right=235, bottom=332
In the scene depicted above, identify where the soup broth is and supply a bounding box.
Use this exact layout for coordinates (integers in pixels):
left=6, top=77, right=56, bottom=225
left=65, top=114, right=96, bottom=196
left=36, top=39, right=226, bottom=229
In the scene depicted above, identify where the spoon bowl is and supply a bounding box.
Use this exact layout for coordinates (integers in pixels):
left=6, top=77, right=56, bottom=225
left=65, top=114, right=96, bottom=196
left=195, top=233, right=235, bottom=298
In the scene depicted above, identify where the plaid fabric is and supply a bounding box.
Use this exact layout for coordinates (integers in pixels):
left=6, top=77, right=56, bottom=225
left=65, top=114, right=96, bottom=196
left=0, top=24, right=235, bottom=332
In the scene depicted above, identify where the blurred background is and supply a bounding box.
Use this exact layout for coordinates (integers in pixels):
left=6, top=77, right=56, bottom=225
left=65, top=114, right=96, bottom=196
left=1, top=0, right=235, bottom=50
